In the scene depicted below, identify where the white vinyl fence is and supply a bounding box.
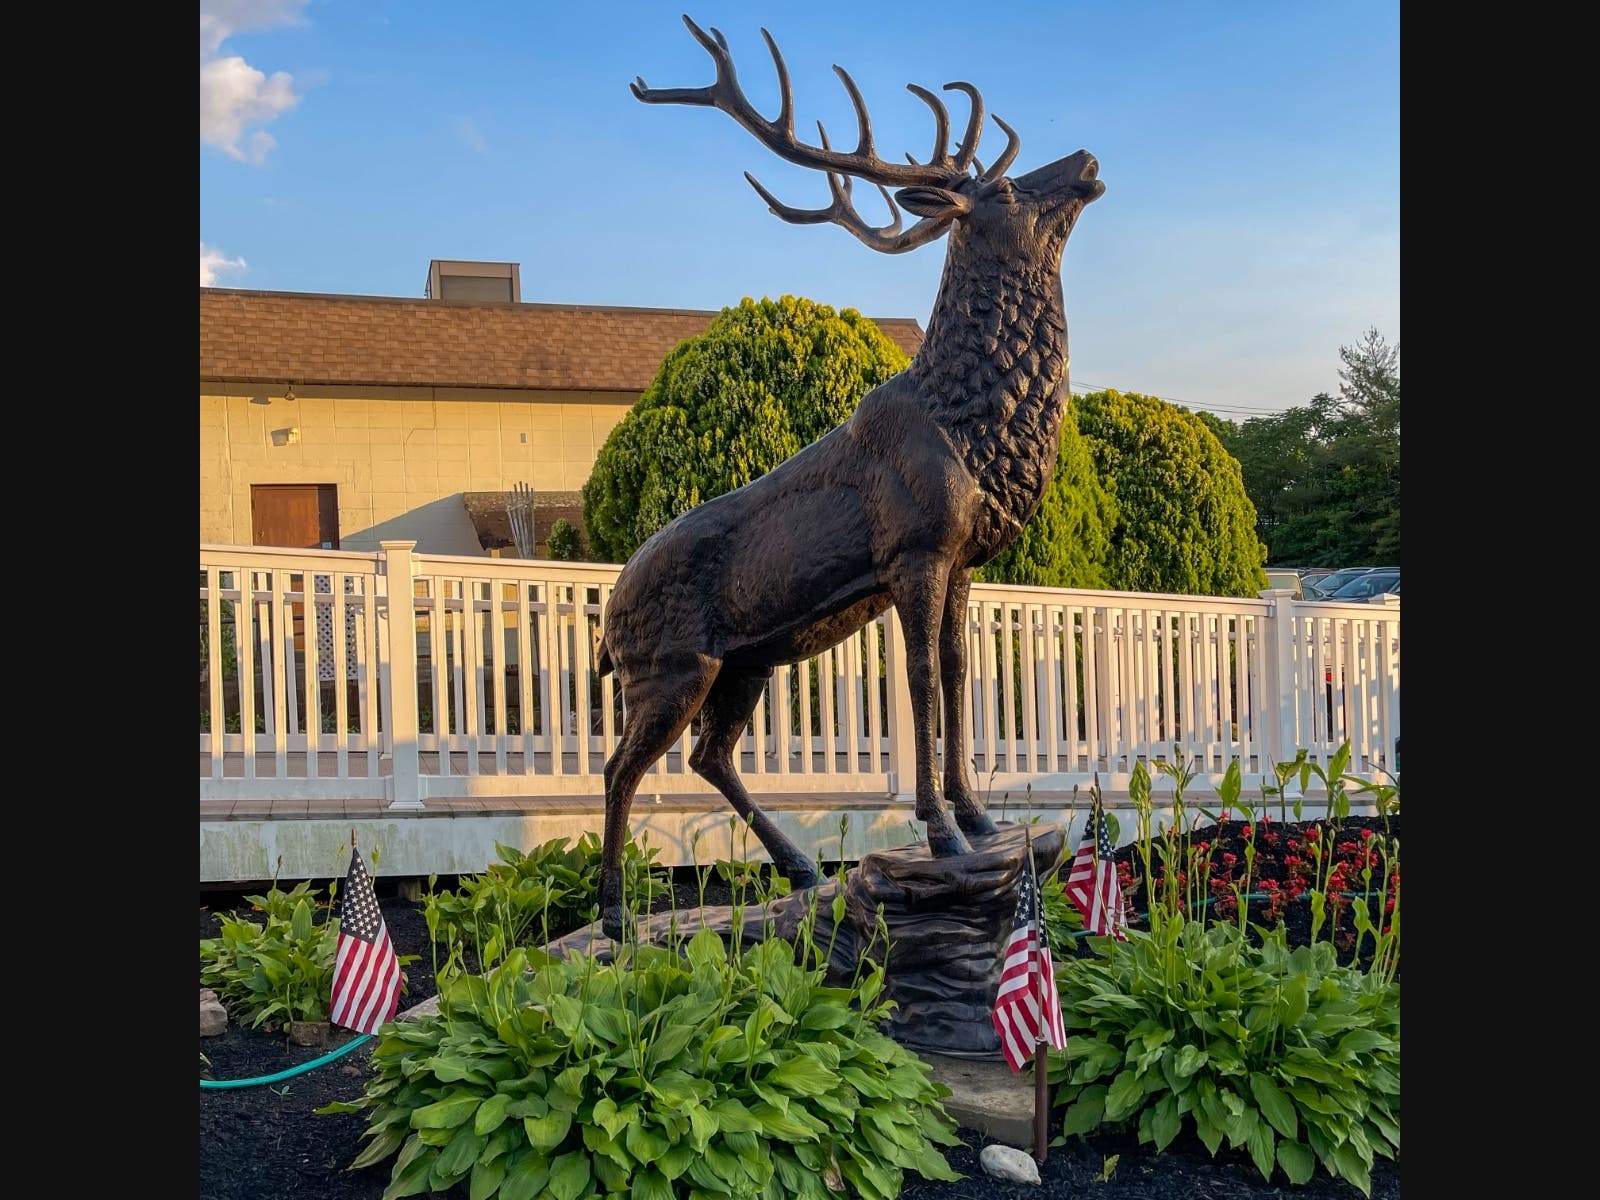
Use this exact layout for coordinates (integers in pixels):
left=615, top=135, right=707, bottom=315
left=199, top=542, right=1399, bottom=807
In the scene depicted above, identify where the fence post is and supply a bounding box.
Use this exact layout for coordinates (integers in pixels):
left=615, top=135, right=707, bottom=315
left=882, top=608, right=917, bottom=803
left=1368, top=593, right=1401, bottom=774
left=381, top=540, right=425, bottom=811
left=1256, top=588, right=1299, bottom=768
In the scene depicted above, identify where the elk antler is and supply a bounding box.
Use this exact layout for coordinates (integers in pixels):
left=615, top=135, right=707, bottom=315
left=633, top=16, right=1021, bottom=250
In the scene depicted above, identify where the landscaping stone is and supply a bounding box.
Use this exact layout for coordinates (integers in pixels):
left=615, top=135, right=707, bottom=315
left=981, top=1143, right=1042, bottom=1184
left=200, top=988, right=227, bottom=1037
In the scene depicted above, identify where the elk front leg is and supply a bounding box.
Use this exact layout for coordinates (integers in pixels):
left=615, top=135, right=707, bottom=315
left=890, top=556, right=973, bottom=858
left=940, top=568, right=998, bottom=837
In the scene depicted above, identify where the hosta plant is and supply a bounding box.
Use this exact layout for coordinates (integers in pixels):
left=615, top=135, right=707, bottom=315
left=199, top=879, right=415, bottom=1030
left=1049, top=920, right=1398, bottom=1196
left=424, top=834, right=668, bottom=954
left=323, top=921, right=962, bottom=1200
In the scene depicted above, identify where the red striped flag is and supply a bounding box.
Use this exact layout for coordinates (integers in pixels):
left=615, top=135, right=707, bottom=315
left=330, top=845, right=401, bottom=1035
left=991, top=843, right=1068, bottom=1073
left=1065, top=800, right=1129, bottom=940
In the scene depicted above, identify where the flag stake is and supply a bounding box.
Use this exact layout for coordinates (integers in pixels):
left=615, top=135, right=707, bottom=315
left=1035, top=1035, right=1049, bottom=1165
left=1024, top=824, right=1049, bottom=1165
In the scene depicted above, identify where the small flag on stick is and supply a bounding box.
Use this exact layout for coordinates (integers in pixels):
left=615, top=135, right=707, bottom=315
left=1065, top=780, right=1129, bottom=940
left=330, top=838, right=401, bottom=1035
left=991, top=829, right=1068, bottom=1073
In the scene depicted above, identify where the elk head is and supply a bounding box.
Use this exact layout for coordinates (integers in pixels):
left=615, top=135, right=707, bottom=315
left=632, top=15, right=1105, bottom=271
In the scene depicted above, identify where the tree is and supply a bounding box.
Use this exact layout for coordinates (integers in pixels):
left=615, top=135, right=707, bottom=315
left=974, top=417, right=1114, bottom=589
left=582, top=296, right=910, bottom=562
left=1203, top=329, right=1399, bottom=566
left=1071, top=390, right=1267, bottom=597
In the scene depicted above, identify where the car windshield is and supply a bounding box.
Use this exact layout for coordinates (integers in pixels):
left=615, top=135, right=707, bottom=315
left=1330, top=573, right=1399, bottom=599
left=1306, top=570, right=1365, bottom=595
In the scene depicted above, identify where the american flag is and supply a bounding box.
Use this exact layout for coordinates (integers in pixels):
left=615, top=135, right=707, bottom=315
left=330, top=845, right=401, bottom=1035
left=1065, top=801, right=1129, bottom=940
left=991, top=844, right=1068, bottom=1072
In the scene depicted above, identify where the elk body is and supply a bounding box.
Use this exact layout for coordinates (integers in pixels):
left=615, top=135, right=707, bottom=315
left=597, top=16, right=1104, bottom=938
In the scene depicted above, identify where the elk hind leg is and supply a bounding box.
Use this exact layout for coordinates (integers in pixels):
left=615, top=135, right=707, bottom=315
left=601, top=660, right=718, bottom=940
left=689, top=670, right=820, bottom=889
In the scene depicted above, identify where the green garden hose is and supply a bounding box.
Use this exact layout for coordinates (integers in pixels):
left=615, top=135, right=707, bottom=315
left=199, top=1033, right=372, bottom=1090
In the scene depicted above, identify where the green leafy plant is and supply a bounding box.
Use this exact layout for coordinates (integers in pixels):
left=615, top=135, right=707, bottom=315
left=546, top=519, right=585, bottom=562
left=199, top=876, right=417, bottom=1031
left=1049, top=920, right=1399, bottom=1196
left=1040, top=871, right=1086, bottom=947
left=423, top=834, right=668, bottom=954
left=712, top=858, right=793, bottom=907
left=1097, top=1153, right=1119, bottom=1182
left=323, top=914, right=963, bottom=1200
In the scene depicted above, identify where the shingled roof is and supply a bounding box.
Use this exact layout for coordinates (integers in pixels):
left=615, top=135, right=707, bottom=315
left=199, top=288, right=925, bottom=393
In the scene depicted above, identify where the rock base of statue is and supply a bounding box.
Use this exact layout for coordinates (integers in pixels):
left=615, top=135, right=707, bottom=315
left=544, top=820, right=1066, bottom=1059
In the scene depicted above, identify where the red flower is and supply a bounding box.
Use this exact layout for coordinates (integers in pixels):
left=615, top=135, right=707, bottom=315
left=1242, top=825, right=1254, bottom=839
left=1287, top=840, right=1300, bottom=852
left=1362, top=829, right=1375, bottom=841
left=1220, top=810, right=1231, bottom=821
left=1283, top=855, right=1300, bottom=869
left=1263, top=814, right=1272, bottom=824
left=1262, top=878, right=1280, bottom=891
left=1385, top=898, right=1395, bottom=913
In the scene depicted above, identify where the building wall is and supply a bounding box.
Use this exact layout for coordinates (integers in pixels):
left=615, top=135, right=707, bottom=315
left=199, top=382, right=634, bottom=555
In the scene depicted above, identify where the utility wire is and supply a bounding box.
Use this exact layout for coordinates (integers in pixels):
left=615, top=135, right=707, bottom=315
left=1068, top=379, right=1297, bottom=419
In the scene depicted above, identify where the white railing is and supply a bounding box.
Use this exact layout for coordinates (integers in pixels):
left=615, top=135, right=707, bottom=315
left=199, top=543, right=1399, bottom=806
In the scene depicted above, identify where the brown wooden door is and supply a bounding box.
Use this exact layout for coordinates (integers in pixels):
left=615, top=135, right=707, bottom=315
left=250, top=484, right=339, bottom=549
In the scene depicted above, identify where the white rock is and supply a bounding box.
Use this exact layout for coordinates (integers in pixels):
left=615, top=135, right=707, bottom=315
left=980, top=1143, right=1041, bottom=1184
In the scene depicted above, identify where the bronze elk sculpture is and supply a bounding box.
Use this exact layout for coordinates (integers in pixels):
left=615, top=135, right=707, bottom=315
left=598, top=16, right=1105, bottom=939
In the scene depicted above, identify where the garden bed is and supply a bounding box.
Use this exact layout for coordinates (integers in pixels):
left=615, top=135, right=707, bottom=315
left=200, top=817, right=1399, bottom=1200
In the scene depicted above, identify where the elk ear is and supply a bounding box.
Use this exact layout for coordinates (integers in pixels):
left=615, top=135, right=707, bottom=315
left=893, top=186, right=973, bottom=220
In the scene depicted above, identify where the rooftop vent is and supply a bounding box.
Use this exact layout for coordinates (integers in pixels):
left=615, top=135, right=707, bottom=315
left=424, top=260, right=521, bottom=303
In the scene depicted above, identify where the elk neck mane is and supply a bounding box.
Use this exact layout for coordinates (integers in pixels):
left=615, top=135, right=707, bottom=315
left=905, top=249, right=1071, bottom=553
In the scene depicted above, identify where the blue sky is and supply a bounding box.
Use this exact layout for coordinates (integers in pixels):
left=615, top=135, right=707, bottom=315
left=200, top=0, right=1398, bottom=417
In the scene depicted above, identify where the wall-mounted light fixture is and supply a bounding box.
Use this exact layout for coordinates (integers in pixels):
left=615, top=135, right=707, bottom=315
left=283, top=382, right=297, bottom=402
left=270, top=427, right=301, bottom=447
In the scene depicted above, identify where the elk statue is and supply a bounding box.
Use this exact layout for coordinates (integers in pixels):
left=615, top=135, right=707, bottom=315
left=597, top=16, right=1105, bottom=939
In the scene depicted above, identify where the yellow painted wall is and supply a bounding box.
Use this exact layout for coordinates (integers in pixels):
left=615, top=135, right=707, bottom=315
left=199, top=383, right=634, bottom=555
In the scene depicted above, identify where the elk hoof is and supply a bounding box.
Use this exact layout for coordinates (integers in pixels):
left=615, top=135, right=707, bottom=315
left=926, top=826, right=974, bottom=857
left=957, top=810, right=1000, bottom=837
left=785, top=862, right=820, bottom=890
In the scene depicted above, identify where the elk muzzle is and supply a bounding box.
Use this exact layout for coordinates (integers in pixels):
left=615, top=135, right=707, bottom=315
left=1015, top=150, right=1104, bottom=202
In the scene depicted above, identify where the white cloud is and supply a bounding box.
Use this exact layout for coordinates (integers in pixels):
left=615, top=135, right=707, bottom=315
left=455, top=117, right=489, bottom=155
left=200, top=0, right=308, bottom=55
left=201, top=242, right=248, bottom=287
left=200, top=0, right=309, bottom=164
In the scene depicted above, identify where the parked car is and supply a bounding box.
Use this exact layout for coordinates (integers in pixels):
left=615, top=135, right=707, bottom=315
left=1264, top=569, right=1303, bottom=598
left=1322, top=569, right=1399, bottom=602
left=1302, top=566, right=1381, bottom=599
left=1297, top=568, right=1337, bottom=593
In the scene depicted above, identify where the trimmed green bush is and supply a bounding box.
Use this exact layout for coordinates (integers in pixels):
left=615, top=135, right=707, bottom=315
left=1072, top=390, right=1267, bottom=597
left=582, top=296, right=910, bottom=562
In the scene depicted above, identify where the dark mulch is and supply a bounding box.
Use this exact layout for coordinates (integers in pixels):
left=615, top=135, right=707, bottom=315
left=199, top=820, right=1399, bottom=1200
